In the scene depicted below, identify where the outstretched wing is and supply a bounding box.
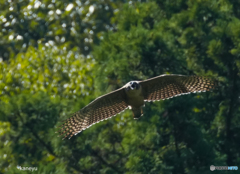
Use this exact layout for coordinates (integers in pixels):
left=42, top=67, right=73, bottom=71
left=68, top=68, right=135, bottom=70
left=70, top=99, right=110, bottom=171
left=140, top=74, right=216, bottom=101
left=57, top=88, right=128, bottom=139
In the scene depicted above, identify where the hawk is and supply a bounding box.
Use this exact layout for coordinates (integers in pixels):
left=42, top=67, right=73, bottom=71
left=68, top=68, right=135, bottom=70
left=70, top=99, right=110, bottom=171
left=57, top=74, right=216, bottom=139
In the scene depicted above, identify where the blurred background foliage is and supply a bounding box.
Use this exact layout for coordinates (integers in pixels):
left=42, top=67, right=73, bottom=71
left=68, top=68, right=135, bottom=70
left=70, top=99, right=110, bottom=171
left=0, top=0, right=239, bottom=173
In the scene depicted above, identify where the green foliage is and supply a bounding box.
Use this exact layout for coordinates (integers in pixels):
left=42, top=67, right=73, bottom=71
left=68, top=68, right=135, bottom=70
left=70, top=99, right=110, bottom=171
left=0, top=92, right=62, bottom=173
left=0, top=0, right=239, bottom=173
left=0, top=43, right=94, bottom=100
left=0, top=0, right=125, bottom=60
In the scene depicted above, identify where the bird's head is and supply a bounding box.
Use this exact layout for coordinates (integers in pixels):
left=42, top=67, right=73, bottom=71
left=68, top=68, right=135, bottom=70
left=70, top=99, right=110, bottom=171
left=128, top=81, right=140, bottom=90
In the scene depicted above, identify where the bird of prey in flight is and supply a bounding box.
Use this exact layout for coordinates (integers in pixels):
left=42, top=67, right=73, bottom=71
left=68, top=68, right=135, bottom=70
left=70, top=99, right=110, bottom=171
left=57, top=74, right=216, bottom=139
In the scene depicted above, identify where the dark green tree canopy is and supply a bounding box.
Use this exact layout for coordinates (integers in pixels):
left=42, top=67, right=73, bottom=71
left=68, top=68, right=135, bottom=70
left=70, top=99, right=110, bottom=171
left=0, top=0, right=239, bottom=173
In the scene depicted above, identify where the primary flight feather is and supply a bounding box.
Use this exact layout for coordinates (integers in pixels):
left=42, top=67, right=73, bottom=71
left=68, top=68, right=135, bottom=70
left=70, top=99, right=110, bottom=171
left=57, top=74, right=216, bottom=139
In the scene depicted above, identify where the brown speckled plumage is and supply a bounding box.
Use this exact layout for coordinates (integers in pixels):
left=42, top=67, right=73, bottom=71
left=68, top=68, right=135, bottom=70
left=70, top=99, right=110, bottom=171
left=57, top=74, right=217, bottom=139
left=57, top=89, right=128, bottom=139
left=140, top=75, right=216, bottom=101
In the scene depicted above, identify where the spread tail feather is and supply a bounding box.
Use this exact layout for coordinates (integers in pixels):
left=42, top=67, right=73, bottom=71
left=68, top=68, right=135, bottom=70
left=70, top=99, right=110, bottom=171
left=132, top=107, right=143, bottom=119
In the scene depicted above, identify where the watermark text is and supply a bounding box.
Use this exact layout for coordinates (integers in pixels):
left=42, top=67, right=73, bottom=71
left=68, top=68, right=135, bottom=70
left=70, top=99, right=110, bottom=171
left=210, top=165, right=238, bottom=171
left=17, top=166, right=37, bottom=172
